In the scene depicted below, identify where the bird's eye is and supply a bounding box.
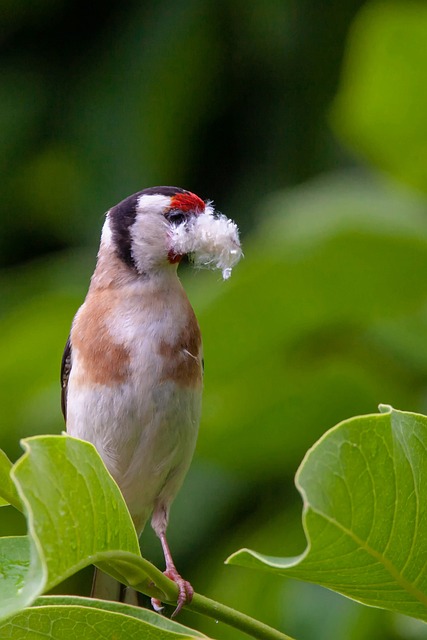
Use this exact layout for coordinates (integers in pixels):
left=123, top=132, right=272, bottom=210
left=166, top=209, right=187, bottom=225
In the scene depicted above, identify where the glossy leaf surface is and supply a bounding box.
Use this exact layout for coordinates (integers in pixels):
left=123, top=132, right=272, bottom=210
left=228, top=407, right=427, bottom=622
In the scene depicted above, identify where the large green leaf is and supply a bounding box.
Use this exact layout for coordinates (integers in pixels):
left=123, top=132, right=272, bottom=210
left=32, top=596, right=207, bottom=637
left=0, top=603, right=203, bottom=639
left=0, top=437, right=291, bottom=640
left=228, top=406, right=427, bottom=622
left=0, top=435, right=178, bottom=623
left=0, top=596, right=207, bottom=639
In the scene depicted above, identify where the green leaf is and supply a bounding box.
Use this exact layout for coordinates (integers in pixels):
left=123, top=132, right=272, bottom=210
left=1, top=436, right=287, bottom=640
left=227, top=406, right=427, bottom=622
left=13, top=435, right=141, bottom=589
left=0, top=535, right=44, bottom=621
left=0, top=435, right=178, bottom=623
left=32, top=596, right=208, bottom=637
left=331, top=2, right=427, bottom=192
left=0, top=603, right=207, bottom=639
left=0, top=450, right=22, bottom=511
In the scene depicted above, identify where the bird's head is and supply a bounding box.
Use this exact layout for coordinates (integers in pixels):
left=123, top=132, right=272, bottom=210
left=99, top=185, right=242, bottom=280
left=101, top=186, right=205, bottom=276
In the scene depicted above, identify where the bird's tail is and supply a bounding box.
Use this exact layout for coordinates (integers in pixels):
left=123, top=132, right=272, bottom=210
left=91, top=568, right=139, bottom=605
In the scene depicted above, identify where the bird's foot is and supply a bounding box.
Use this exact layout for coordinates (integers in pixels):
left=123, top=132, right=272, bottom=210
left=167, top=568, right=194, bottom=617
left=151, top=568, right=194, bottom=617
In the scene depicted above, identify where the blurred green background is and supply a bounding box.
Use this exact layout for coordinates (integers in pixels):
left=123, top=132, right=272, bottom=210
left=2, top=1, right=427, bottom=638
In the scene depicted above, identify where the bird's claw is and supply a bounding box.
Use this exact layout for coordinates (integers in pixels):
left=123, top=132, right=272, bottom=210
left=150, top=596, right=164, bottom=613
left=168, top=570, right=193, bottom=618
left=151, top=568, right=193, bottom=618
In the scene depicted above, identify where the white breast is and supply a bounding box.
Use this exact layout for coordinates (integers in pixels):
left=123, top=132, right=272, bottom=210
left=66, top=271, right=203, bottom=533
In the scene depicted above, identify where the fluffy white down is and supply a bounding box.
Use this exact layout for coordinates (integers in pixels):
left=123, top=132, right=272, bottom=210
left=169, top=204, right=242, bottom=279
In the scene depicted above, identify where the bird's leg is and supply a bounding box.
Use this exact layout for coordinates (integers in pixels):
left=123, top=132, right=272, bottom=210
left=160, top=530, right=194, bottom=616
left=151, top=505, right=194, bottom=617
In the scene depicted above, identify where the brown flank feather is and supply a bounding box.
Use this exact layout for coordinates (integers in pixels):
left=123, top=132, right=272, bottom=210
left=158, top=308, right=202, bottom=387
left=71, top=293, right=130, bottom=386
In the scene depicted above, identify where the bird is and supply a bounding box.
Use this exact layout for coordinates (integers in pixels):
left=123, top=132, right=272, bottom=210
left=60, top=186, right=241, bottom=615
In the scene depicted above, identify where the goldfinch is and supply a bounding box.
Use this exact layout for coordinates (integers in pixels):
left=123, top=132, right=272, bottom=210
left=61, top=186, right=241, bottom=614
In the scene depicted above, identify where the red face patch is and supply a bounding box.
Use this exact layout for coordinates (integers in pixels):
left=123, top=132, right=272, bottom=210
left=171, top=191, right=205, bottom=213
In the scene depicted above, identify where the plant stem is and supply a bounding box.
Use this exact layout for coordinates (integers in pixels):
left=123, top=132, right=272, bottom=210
left=105, top=553, right=295, bottom=639
left=187, top=592, right=295, bottom=640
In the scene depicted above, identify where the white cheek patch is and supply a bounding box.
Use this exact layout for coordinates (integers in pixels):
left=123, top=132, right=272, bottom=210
left=100, top=214, right=113, bottom=248
left=169, top=204, right=243, bottom=280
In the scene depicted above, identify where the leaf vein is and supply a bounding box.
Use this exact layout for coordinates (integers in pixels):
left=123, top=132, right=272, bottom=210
left=309, top=507, right=427, bottom=607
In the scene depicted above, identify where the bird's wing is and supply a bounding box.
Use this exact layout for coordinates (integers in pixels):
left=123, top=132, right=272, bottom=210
left=60, top=336, right=72, bottom=421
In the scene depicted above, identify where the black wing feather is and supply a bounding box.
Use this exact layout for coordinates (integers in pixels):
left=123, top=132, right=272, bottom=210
left=61, top=336, right=72, bottom=421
